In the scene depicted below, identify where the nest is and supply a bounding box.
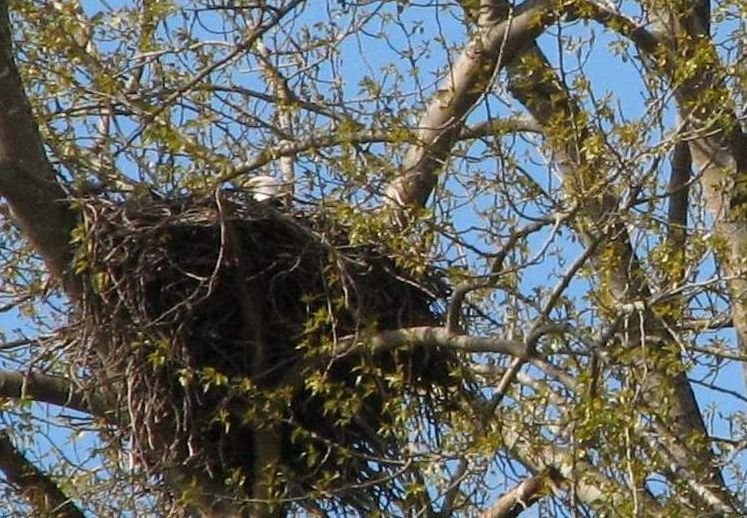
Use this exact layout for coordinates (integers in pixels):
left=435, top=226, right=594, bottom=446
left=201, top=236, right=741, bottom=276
left=73, top=192, right=465, bottom=512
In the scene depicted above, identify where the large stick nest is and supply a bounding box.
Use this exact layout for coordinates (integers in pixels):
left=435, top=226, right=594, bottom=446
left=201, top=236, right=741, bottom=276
left=73, top=192, right=468, bottom=512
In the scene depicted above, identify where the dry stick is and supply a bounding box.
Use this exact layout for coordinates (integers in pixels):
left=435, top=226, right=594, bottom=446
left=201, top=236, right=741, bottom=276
left=144, top=197, right=271, bottom=518
left=0, top=430, right=85, bottom=518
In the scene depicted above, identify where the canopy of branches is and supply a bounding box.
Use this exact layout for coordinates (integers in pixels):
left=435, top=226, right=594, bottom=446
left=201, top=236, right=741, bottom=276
left=0, top=0, right=746, bottom=516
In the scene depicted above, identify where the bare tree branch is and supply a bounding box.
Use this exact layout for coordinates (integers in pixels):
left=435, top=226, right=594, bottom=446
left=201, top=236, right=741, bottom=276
left=118, top=0, right=306, bottom=154
left=506, top=41, right=741, bottom=512
left=384, top=0, right=562, bottom=213
left=0, top=370, right=111, bottom=419
left=0, top=430, right=85, bottom=518
left=666, top=140, right=691, bottom=287
left=478, top=471, right=551, bottom=518
left=219, top=116, right=543, bottom=185
left=0, top=1, right=77, bottom=293
left=346, top=326, right=527, bottom=357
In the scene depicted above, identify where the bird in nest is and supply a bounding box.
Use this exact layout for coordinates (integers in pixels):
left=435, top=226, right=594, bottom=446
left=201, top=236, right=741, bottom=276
left=241, top=175, right=289, bottom=204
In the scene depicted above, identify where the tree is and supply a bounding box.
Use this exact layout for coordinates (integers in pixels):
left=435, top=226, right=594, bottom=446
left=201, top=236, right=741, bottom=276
left=0, top=0, right=745, bottom=515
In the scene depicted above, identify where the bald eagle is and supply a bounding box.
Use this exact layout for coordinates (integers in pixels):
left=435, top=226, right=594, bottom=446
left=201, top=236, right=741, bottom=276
left=243, top=175, right=284, bottom=203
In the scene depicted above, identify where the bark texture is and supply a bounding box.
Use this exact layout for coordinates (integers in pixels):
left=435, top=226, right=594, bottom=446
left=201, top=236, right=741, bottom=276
left=385, top=0, right=558, bottom=211
left=0, top=2, right=76, bottom=289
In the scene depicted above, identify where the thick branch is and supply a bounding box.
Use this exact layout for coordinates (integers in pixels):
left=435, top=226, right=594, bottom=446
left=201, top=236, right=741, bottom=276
left=0, top=431, right=85, bottom=518
left=666, top=140, right=691, bottom=284
left=257, top=40, right=295, bottom=202
left=501, top=425, right=664, bottom=513
left=384, top=0, right=561, bottom=212
left=347, top=326, right=527, bottom=358
left=589, top=0, right=747, bottom=380
left=506, top=42, right=739, bottom=512
left=478, top=472, right=549, bottom=518
left=583, top=3, right=659, bottom=53
left=0, top=370, right=112, bottom=419
left=0, top=2, right=77, bottom=291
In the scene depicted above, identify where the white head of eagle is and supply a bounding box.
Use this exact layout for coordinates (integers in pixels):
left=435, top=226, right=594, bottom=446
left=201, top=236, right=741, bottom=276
left=244, top=175, right=283, bottom=202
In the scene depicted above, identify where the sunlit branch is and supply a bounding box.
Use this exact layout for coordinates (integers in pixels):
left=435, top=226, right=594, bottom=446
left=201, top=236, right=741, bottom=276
left=491, top=236, right=601, bottom=411
left=689, top=343, right=747, bottom=362
left=123, top=0, right=166, bottom=95
left=501, top=425, right=664, bottom=512
left=679, top=315, right=732, bottom=331
left=513, top=369, right=731, bottom=513
left=467, top=371, right=665, bottom=513
left=459, top=115, right=543, bottom=139
left=222, top=130, right=407, bottom=182
left=529, top=236, right=601, bottom=337
left=0, top=430, right=85, bottom=518
left=344, top=326, right=527, bottom=358
left=256, top=39, right=295, bottom=202
left=478, top=470, right=553, bottom=518
left=384, top=0, right=563, bottom=214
